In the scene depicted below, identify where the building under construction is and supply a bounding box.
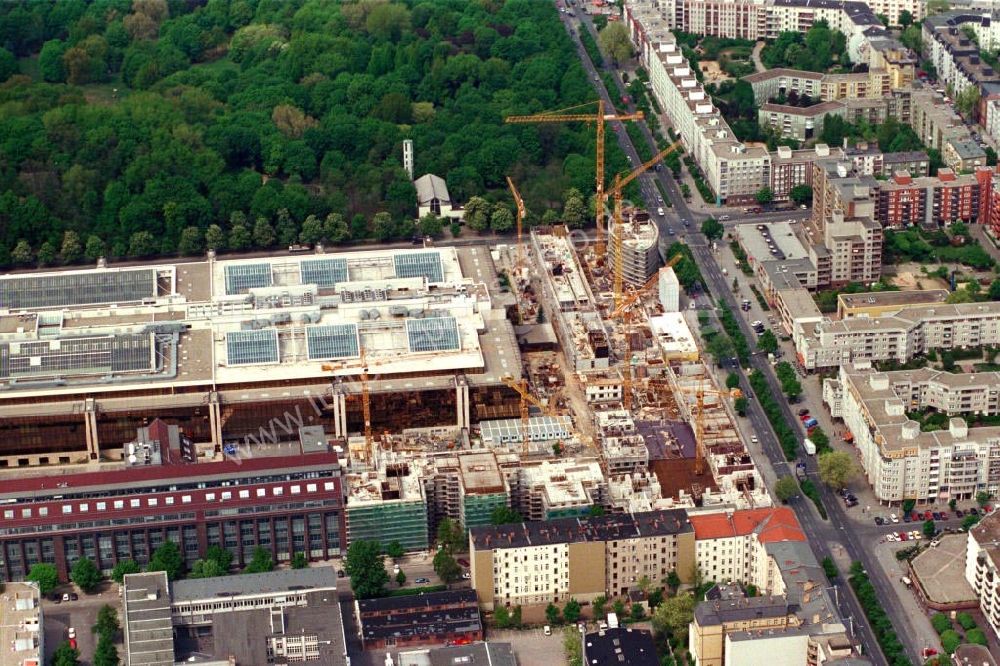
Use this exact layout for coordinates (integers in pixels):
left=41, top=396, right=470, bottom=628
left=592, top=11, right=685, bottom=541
left=608, top=208, right=662, bottom=288
left=0, top=246, right=522, bottom=471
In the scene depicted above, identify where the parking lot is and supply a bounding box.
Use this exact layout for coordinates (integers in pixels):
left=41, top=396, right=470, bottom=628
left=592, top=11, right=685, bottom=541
left=42, top=585, right=121, bottom=666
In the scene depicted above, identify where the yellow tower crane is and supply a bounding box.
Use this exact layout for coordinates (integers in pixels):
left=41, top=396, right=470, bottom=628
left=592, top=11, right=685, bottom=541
left=608, top=253, right=684, bottom=411
left=505, top=101, right=643, bottom=259
left=608, top=141, right=682, bottom=309
left=506, top=176, right=526, bottom=280
left=501, top=375, right=559, bottom=455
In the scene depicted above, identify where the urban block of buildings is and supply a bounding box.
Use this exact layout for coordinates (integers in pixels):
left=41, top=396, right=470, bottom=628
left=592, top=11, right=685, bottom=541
left=122, top=568, right=348, bottom=666
left=965, top=511, right=1000, bottom=653
left=356, top=589, right=482, bottom=651
left=0, top=582, right=42, bottom=666
left=826, top=364, right=1000, bottom=501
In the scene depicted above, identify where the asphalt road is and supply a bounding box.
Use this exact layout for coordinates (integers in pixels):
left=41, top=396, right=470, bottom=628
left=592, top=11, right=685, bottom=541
left=562, top=11, right=902, bottom=665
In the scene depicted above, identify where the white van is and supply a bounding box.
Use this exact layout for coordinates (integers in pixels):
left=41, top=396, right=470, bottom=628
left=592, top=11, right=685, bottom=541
left=657, top=207, right=665, bottom=216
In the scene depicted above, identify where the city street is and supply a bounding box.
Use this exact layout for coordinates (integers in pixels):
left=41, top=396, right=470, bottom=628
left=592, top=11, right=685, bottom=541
left=558, top=10, right=931, bottom=664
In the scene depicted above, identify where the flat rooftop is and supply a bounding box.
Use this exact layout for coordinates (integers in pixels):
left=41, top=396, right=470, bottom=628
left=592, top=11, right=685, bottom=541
left=171, top=567, right=337, bottom=603
left=397, top=643, right=517, bottom=666
left=838, top=289, right=950, bottom=314
left=910, top=534, right=977, bottom=605
left=0, top=245, right=520, bottom=400
left=0, top=582, right=41, bottom=666
left=123, top=572, right=175, bottom=666
left=470, top=509, right=691, bottom=550
left=583, top=628, right=658, bottom=666
left=458, top=451, right=505, bottom=495
left=736, top=221, right=811, bottom=263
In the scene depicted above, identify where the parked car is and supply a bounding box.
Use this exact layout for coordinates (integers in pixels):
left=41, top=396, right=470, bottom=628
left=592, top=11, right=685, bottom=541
left=955, top=509, right=965, bottom=518
left=462, top=572, right=472, bottom=580
left=50, top=595, right=61, bottom=604
left=890, top=513, right=899, bottom=523
left=68, top=628, right=76, bottom=639
left=750, top=435, right=758, bottom=444
left=798, top=409, right=810, bottom=416
left=336, top=569, right=346, bottom=578
left=932, top=512, right=942, bottom=520
left=902, top=513, right=911, bottom=523
left=544, top=625, right=552, bottom=636
left=61, top=593, right=70, bottom=602
left=940, top=511, right=950, bottom=520
left=69, top=638, right=77, bottom=650
left=970, top=507, right=980, bottom=516
left=69, top=593, right=78, bottom=601
left=415, top=577, right=430, bottom=584
left=458, top=558, right=470, bottom=567
left=924, top=511, right=934, bottom=520
left=874, top=516, right=884, bottom=525
left=911, top=512, right=920, bottom=522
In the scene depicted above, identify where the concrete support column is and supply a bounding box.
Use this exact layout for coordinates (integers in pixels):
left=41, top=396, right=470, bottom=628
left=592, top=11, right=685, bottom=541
left=331, top=391, right=347, bottom=438
left=208, top=391, right=223, bottom=453
left=84, top=398, right=100, bottom=461
left=455, top=376, right=470, bottom=430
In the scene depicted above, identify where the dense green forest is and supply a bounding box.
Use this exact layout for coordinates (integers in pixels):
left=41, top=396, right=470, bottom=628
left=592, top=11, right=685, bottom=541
left=0, top=0, right=619, bottom=265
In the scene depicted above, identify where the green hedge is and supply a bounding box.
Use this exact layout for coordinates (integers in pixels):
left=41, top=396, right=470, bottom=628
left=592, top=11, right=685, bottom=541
left=799, top=478, right=827, bottom=519
left=850, top=565, right=913, bottom=665
left=748, top=370, right=800, bottom=460
left=718, top=305, right=749, bottom=364
left=730, top=241, right=753, bottom=276
left=579, top=29, right=604, bottom=68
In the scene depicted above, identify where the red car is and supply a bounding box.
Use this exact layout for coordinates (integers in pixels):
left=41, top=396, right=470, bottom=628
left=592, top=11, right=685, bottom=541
left=924, top=511, right=933, bottom=520
left=940, top=511, right=949, bottom=520
left=910, top=512, right=920, bottom=521
left=69, top=638, right=77, bottom=650
left=457, top=558, right=470, bottom=568
left=799, top=414, right=811, bottom=422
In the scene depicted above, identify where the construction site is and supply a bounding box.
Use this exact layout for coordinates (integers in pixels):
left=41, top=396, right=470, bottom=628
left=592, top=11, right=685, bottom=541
left=0, top=100, right=771, bottom=559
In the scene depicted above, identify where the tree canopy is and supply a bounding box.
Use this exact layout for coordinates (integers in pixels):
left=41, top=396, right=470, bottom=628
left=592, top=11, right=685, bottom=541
left=760, top=21, right=849, bottom=72
left=27, top=562, right=59, bottom=595
left=0, top=0, right=622, bottom=266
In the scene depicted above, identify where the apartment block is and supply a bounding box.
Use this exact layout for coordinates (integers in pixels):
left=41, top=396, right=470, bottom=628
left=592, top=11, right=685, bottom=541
left=469, top=510, right=694, bottom=610
left=759, top=101, right=845, bottom=142
left=688, top=507, right=806, bottom=588
left=745, top=68, right=893, bottom=107
left=825, top=365, right=1000, bottom=501
left=924, top=11, right=1000, bottom=99
left=799, top=297, right=1000, bottom=370
left=965, top=511, right=1000, bottom=641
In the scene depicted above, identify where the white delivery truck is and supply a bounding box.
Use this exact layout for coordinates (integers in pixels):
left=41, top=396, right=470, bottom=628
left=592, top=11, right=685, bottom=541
left=803, top=438, right=816, bottom=455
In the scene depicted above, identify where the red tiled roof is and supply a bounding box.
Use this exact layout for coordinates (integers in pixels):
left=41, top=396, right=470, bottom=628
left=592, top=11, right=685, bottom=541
left=689, top=507, right=805, bottom=543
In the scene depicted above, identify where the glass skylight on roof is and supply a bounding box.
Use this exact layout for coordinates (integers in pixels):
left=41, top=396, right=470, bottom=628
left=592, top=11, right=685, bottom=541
left=224, top=264, right=273, bottom=295
left=226, top=330, right=279, bottom=366
left=0, top=269, right=157, bottom=309
left=394, top=252, right=443, bottom=283
left=405, top=316, right=460, bottom=353
left=300, top=258, right=349, bottom=288
left=306, top=324, right=359, bottom=360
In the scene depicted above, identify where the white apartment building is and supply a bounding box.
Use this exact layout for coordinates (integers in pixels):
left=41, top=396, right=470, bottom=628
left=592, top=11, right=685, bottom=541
left=798, top=300, right=1000, bottom=370
left=825, top=365, right=1000, bottom=502
left=965, top=512, right=1000, bottom=639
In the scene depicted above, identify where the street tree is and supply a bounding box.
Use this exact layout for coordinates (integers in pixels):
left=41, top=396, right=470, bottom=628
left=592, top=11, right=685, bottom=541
left=149, top=541, right=185, bottom=581
left=291, top=552, right=309, bottom=569
left=817, top=451, right=856, bottom=489
left=700, top=218, right=724, bottom=240
left=245, top=546, right=274, bottom=573
left=70, top=557, right=102, bottom=593
left=563, top=598, right=582, bottom=623
left=545, top=602, right=562, bottom=625
left=726, top=372, right=740, bottom=389
left=464, top=197, right=491, bottom=231
left=734, top=396, right=749, bottom=416
left=110, top=560, right=140, bottom=584
left=774, top=476, right=799, bottom=502
left=205, top=224, right=226, bottom=251
left=562, top=194, right=587, bottom=229
left=189, top=558, right=224, bottom=579
left=93, top=633, right=119, bottom=666
left=51, top=641, right=80, bottom=666
left=386, top=542, right=405, bottom=559
left=598, top=22, right=633, bottom=64
left=923, top=519, right=937, bottom=539
left=96, top=604, right=120, bottom=639
left=977, top=491, right=992, bottom=507
left=789, top=184, right=813, bottom=206
left=27, top=563, right=59, bottom=595
left=433, top=548, right=462, bottom=584
left=395, top=570, right=406, bottom=587
left=490, top=205, right=514, bottom=233
left=899, top=9, right=913, bottom=27
left=437, top=518, right=466, bottom=554
left=755, top=188, right=774, bottom=205
left=756, top=330, right=778, bottom=354
left=61, top=230, right=82, bottom=264
left=345, top=540, right=389, bottom=599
